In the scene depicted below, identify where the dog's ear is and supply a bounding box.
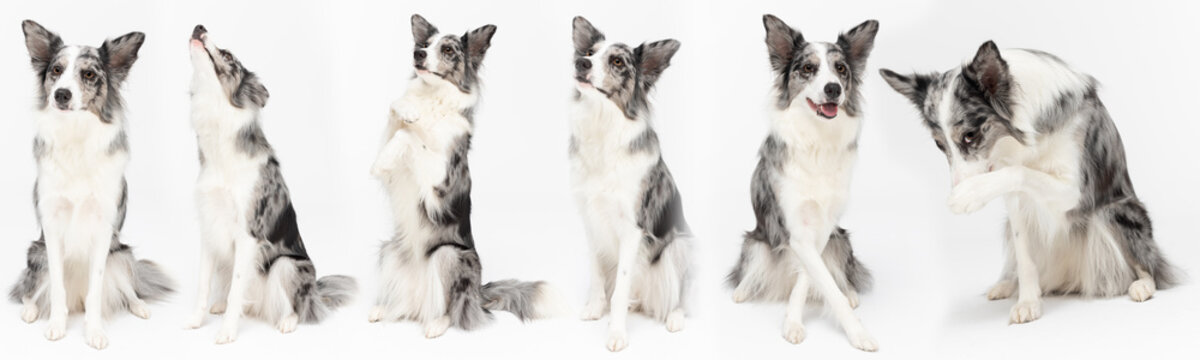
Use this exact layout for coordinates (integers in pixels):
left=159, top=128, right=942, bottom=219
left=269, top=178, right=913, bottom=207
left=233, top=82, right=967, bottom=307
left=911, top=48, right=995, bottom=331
left=763, top=14, right=803, bottom=73
left=879, top=68, right=933, bottom=109
left=572, top=16, right=604, bottom=56
left=100, top=31, right=145, bottom=84
left=463, top=24, right=496, bottom=69
left=411, top=14, right=438, bottom=47
left=837, top=20, right=878, bottom=75
left=634, top=39, right=680, bottom=90
left=22, top=20, right=63, bottom=74
left=232, top=72, right=269, bottom=108
left=964, top=41, right=1011, bottom=104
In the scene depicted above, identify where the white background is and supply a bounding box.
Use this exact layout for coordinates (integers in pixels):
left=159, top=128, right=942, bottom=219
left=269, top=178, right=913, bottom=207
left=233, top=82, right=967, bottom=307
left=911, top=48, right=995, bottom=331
left=1, top=0, right=1197, bottom=358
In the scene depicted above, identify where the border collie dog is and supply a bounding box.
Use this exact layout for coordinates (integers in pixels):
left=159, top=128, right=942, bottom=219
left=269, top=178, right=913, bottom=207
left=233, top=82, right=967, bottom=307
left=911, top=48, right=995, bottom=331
left=10, top=20, right=172, bottom=350
left=726, top=15, right=879, bottom=352
left=880, top=42, right=1177, bottom=323
left=185, top=25, right=356, bottom=344
left=570, top=16, right=691, bottom=352
left=370, top=14, right=563, bottom=338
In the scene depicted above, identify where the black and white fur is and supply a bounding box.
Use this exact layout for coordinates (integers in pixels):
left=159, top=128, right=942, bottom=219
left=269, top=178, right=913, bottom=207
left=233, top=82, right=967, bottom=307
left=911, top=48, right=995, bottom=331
left=880, top=41, right=1178, bottom=324
left=369, top=14, right=565, bottom=338
left=184, top=25, right=356, bottom=344
left=570, top=16, right=691, bottom=352
left=726, top=15, right=879, bottom=352
left=9, top=20, right=173, bottom=350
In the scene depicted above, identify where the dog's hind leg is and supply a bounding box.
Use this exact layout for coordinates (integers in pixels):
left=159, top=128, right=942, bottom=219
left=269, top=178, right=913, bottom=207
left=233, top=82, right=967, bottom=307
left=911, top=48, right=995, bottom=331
left=1101, top=198, right=1176, bottom=302
left=265, top=258, right=300, bottom=334
left=112, top=259, right=149, bottom=320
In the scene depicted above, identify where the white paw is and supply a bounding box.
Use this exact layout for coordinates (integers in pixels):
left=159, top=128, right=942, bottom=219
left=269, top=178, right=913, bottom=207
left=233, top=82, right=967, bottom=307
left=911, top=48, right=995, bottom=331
left=987, top=280, right=1016, bottom=300
left=947, top=184, right=990, bottom=214
left=185, top=312, right=207, bottom=329
left=129, top=301, right=151, bottom=319
left=276, top=314, right=299, bottom=334
left=214, top=327, right=238, bottom=344
left=666, top=310, right=685, bottom=333
left=1009, top=300, right=1042, bottom=324
left=783, top=320, right=806, bottom=344
left=605, top=329, right=629, bottom=352
left=423, top=317, right=451, bottom=339
left=86, top=327, right=109, bottom=350
left=368, top=306, right=385, bottom=323
left=21, top=304, right=38, bottom=323
left=370, top=158, right=393, bottom=178
left=209, top=301, right=227, bottom=315
left=44, top=320, right=66, bottom=341
left=1128, top=279, right=1155, bottom=302
left=847, top=330, right=878, bottom=352
left=580, top=301, right=606, bottom=321
left=390, top=104, right=421, bottom=124
left=732, top=287, right=752, bottom=304
left=847, top=291, right=861, bottom=309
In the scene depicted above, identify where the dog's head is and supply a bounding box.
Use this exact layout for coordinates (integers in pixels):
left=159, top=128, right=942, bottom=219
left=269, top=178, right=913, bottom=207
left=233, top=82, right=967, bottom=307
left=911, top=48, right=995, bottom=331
left=409, top=14, right=496, bottom=94
left=188, top=25, right=269, bottom=109
left=22, top=20, right=144, bottom=123
left=762, top=15, right=877, bottom=120
left=572, top=16, right=680, bottom=120
left=880, top=41, right=1027, bottom=185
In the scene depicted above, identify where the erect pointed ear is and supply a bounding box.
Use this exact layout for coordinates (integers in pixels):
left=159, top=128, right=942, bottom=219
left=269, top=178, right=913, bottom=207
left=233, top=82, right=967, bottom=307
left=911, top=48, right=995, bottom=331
left=879, top=68, right=933, bottom=109
left=22, top=20, right=63, bottom=73
left=635, top=39, right=680, bottom=90
left=964, top=41, right=1011, bottom=102
left=572, top=16, right=604, bottom=56
left=100, top=31, right=146, bottom=84
left=232, top=72, right=269, bottom=108
left=411, top=14, right=438, bottom=47
left=837, top=19, right=879, bottom=73
left=463, top=24, right=496, bottom=68
left=763, top=14, right=803, bottom=73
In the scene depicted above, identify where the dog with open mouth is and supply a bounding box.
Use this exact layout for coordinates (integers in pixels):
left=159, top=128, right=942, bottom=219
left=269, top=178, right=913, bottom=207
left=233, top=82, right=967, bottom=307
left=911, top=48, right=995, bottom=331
left=726, top=15, right=880, bottom=352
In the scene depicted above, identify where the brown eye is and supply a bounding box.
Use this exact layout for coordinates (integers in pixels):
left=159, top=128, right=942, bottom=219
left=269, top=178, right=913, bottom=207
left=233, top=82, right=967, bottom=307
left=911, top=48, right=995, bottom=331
left=222, top=53, right=232, bottom=62
left=962, top=130, right=980, bottom=145
left=802, top=64, right=815, bottom=73
left=51, top=65, right=63, bottom=75
left=611, top=57, right=623, bottom=67
left=836, top=64, right=847, bottom=74
left=442, top=46, right=453, bottom=55
left=585, top=49, right=594, bottom=56
left=82, top=70, right=95, bottom=80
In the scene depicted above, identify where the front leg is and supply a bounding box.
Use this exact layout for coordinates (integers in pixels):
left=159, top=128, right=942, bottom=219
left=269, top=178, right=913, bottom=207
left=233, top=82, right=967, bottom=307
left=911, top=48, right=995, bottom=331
left=185, top=248, right=216, bottom=329
left=948, top=166, right=1079, bottom=214
left=388, top=97, right=422, bottom=125
left=1008, top=226, right=1043, bottom=324
left=215, top=235, right=258, bottom=344
left=371, top=130, right=415, bottom=178
left=605, top=227, right=642, bottom=352
left=79, top=199, right=114, bottom=350
left=782, top=270, right=811, bottom=344
left=580, top=257, right=609, bottom=321
left=38, top=200, right=71, bottom=342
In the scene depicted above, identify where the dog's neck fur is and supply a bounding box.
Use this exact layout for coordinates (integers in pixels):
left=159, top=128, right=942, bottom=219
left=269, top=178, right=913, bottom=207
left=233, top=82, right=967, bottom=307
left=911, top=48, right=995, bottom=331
left=771, top=101, right=861, bottom=157
left=35, top=108, right=128, bottom=170
left=570, top=90, right=652, bottom=154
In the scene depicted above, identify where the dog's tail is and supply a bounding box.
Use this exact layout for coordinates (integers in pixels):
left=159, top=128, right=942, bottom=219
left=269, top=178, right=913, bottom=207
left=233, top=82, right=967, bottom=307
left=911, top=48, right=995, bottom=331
left=481, top=280, right=571, bottom=321
left=133, top=260, right=175, bottom=302
left=298, top=275, right=357, bottom=323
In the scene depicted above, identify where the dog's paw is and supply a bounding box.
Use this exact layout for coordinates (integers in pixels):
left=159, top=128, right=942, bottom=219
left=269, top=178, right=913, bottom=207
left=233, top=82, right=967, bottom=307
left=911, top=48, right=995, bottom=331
left=390, top=103, right=421, bottom=124
left=782, top=320, right=807, bottom=344
left=1009, top=300, right=1042, bottom=324
left=86, top=326, right=109, bottom=350
left=732, top=286, right=752, bottom=304
left=847, top=290, right=861, bottom=309
left=423, top=316, right=451, bottom=339
left=1128, top=279, right=1156, bottom=302
left=847, top=330, right=879, bottom=352
left=580, top=301, right=606, bottom=321
left=185, top=311, right=207, bottom=329
left=605, top=329, right=629, bottom=352
left=214, top=327, right=238, bottom=345
left=21, top=303, right=38, bottom=323
left=44, top=318, right=66, bottom=341
left=947, top=184, right=991, bottom=214
left=666, top=309, right=685, bottom=333
left=368, top=307, right=385, bottom=323
left=987, top=280, right=1016, bottom=300
left=276, top=314, right=299, bottom=334
left=209, top=301, right=226, bottom=315
left=129, top=300, right=151, bottom=319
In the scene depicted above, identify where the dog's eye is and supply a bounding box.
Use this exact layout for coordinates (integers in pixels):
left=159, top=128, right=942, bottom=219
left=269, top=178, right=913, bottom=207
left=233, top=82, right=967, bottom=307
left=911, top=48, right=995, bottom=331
left=611, top=57, right=624, bottom=68
left=222, top=53, right=232, bottom=62
left=962, top=131, right=980, bottom=145
left=82, top=70, right=96, bottom=80
left=442, top=46, right=453, bottom=55
left=836, top=64, right=847, bottom=74
left=51, top=65, right=63, bottom=75
left=585, top=49, right=594, bottom=56
left=802, top=64, right=815, bottom=73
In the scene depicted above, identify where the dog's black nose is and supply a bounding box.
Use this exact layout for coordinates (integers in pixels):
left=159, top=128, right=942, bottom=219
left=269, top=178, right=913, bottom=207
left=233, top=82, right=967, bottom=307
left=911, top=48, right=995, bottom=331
left=576, top=58, right=591, bottom=72
left=824, top=83, right=842, bottom=99
left=192, top=25, right=206, bottom=40
left=54, top=89, right=71, bottom=104
left=414, top=50, right=426, bottom=62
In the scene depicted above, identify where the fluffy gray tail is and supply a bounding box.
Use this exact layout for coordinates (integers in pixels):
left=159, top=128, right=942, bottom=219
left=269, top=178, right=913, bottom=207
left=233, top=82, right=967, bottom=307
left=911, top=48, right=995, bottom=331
left=482, top=280, right=569, bottom=321
left=299, top=275, right=357, bottom=323
left=133, top=260, right=175, bottom=302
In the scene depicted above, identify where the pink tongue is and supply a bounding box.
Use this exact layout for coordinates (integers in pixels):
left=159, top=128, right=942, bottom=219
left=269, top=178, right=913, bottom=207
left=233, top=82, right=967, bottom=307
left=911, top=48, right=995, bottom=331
left=820, top=104, right=838, bottom=118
